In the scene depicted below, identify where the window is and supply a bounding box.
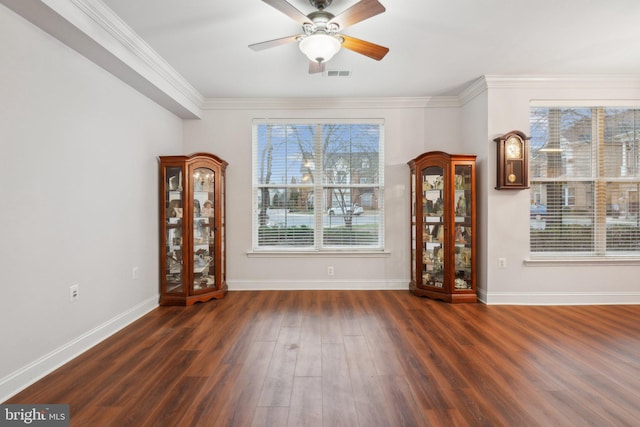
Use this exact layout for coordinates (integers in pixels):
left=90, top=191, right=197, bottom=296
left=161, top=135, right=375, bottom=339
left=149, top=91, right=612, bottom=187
left=252, top=120, right=384, bottom=251
left=530, top=107, right=640, bottom=257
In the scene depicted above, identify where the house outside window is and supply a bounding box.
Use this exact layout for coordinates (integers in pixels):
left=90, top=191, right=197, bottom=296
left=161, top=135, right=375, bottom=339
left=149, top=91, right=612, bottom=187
left=252, top=120, right=384, bottom=251
left=529, top=106, right=640, bottom=256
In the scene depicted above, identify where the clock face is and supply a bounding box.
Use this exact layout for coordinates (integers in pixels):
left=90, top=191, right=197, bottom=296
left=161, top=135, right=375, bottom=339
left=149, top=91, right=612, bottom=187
left=505, top=137, right=522, bottom=159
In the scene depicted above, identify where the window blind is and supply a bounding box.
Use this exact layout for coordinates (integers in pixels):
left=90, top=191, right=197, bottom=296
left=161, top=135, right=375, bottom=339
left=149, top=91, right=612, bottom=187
left=252, top=120, right=384, bottom=251
left=530, top=107, right=640, bottom=256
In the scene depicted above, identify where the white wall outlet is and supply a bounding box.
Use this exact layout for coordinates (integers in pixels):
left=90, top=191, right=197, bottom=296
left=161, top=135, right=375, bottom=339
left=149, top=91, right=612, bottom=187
left=327, top=266, right=334, bottom=276
left=132, top=266, right=139, bottom=280
left=70, top=284, right=79, bottom=302
left=498, top=258, right=507, bottom=269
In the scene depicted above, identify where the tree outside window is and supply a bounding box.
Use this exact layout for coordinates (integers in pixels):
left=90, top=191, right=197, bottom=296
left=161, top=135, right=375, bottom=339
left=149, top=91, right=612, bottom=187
left=253, top=120, right=384, bottom=250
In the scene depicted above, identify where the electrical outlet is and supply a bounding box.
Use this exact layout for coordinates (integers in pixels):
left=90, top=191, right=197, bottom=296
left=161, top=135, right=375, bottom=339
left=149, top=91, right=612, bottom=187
left=498, top=258, right=507, bottom=269
left=70, top=284, right=79, bottom=302
left=132, top=266, right=139, bottom=280
left=327, top=266, right=334, bottom=276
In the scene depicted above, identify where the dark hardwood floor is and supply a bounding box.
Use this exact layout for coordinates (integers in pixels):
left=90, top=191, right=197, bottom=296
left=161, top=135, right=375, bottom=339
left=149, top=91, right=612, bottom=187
left=6, top=291, right=640, bottom=426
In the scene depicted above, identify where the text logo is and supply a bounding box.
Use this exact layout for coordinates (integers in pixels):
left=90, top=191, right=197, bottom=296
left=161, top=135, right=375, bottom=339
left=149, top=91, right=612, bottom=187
left=0, top=405, right=69, bottom=426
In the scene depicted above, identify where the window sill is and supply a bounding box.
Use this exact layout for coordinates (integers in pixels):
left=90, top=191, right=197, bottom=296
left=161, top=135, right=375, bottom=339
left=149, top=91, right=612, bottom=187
left=524, top=257, right=640, bottom=267
left=246, top=250, right=391, bottom=258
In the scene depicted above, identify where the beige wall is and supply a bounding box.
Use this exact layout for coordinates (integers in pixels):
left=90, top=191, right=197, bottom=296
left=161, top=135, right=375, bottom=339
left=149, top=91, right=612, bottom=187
left=483, top=80, right=640, bottom=304
left=183, top=104, right=462, bottom=290
left=0, top=6, right=183, bottom=400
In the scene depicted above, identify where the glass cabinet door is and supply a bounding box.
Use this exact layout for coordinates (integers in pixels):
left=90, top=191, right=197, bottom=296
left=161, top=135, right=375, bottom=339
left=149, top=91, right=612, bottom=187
left=410, top=170, right=416, bottom=284
left=160, top=153, right=228, bottom=306
left=408, top=151, right=476, bottom=303
left=192, top=167, right=216, bottom=292
left=221, top=173, right=225, bottom=284
left=454, top=164, right=473, bottom=290
left=421, top=165, right=445, bottom=288
left=165, top=166, right=184, bottom=295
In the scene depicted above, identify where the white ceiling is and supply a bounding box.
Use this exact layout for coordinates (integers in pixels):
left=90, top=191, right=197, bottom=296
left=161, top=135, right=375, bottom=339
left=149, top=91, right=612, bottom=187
left=100, top=0, right=640, bottom=99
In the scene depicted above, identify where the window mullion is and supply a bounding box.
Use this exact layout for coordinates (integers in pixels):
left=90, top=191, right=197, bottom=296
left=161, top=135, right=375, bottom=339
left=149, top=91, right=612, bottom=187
left=314, top=123, right=324, bottom=250
left=594, top=107, right=607, bottom=255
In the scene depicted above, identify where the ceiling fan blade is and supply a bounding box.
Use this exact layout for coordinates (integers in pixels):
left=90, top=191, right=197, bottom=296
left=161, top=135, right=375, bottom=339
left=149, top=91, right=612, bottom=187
left=249, top=35, right=300, bottom=51
left=262, top=0, right=310, bottom=26
left=309, top=60, right=325, bottom=74
left=341, top=35, right=389, bottom=60
left=329, top=0, right=386, bottom=30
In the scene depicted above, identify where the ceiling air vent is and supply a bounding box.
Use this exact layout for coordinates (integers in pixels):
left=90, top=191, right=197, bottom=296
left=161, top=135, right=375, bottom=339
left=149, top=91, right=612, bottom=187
left=325, top=70, right=351, bottom=78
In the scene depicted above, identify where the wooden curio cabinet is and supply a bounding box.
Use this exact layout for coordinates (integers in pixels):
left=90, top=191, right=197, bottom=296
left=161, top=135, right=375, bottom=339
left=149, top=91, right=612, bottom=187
left=159, top=153, right=228, bottom=306
left=408, top=151, right=477, bottom=303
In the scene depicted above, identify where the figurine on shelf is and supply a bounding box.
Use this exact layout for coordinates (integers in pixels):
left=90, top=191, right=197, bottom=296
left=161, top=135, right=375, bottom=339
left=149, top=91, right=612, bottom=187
left=455, top=174, right=464, bottom=189
left=167, top=199, right=181, bottom=218
left=423, top=198, right=433, bottom=215
left=168, top=173, right=182, bottom=191
left=423, top=226, right=432, bottom=242
left=202, top=200, right=214, bottom=217
left=456, top=193, right=466, bottom=216
left=455, top=278, right=469, bottom=289
left=433, top=176, right=443, bottom=189
left=432, top=198, right=444, bottom=216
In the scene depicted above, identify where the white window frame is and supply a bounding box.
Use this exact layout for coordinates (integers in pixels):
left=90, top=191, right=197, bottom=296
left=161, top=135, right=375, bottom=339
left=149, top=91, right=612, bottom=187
left=529, top=103, right=640, bottom=260
left=251, top=119, right=385, bottom=253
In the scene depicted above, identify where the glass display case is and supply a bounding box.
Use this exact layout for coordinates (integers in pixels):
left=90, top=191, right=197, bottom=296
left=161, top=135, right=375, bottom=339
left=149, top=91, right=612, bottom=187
left=408, top=151, right=476, bottom=303
left=159, top=153, right=228, bottom=306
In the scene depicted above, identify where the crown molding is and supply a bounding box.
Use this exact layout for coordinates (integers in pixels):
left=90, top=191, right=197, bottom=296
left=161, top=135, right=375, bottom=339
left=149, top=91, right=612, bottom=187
left=483, top=75, right=640, bottom=90
left=2, top=0, right=203, bottom=118
left=457, top=75, right=640, bottom=107
left=202, top=96, right=461, bottom=110
left=458, top=77, right=489, bottom=106
left=70, top=0, right=204, bottom=107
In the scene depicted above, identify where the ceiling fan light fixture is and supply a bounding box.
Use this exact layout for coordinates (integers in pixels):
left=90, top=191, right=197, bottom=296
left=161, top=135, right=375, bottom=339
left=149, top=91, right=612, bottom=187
left=299, top=33, right=341, bottom=63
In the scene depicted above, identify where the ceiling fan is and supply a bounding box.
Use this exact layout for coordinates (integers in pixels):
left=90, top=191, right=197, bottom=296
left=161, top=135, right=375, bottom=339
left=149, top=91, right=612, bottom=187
left=249, top=0, right=389, bottom=74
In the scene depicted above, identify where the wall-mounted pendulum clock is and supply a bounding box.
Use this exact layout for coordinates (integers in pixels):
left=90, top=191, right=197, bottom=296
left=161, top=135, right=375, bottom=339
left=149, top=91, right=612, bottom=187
left=494, top=130, right=530, bottom=190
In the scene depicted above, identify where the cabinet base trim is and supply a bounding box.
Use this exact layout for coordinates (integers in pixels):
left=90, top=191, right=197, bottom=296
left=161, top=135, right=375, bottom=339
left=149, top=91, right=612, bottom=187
left=410, top=283, right=477, bottom=303
left=160, top=285, right=228, bottom=306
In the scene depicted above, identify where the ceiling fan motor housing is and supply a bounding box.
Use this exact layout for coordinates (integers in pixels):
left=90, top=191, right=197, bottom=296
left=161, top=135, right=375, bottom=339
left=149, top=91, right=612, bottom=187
left=305, top=10, right=338, bottom=33
left=309, top=0, right=333, bottom=10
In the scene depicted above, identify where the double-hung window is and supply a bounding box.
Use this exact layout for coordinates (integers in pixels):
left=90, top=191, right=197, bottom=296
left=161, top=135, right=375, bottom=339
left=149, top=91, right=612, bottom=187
left=252, top=119, right=384, bottom=251
left=529, top=106, right=640, bottom=257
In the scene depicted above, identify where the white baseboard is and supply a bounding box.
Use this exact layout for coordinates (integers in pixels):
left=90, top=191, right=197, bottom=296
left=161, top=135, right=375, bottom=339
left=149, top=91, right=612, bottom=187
left=482, top=291, right=640, bottom=305
left=227, top=279, right=409, bottom=291
left=0, top=296, right=158, bottom=403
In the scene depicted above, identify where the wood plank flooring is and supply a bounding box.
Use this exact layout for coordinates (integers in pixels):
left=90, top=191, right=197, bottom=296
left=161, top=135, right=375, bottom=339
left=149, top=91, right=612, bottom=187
left=6, top=291, right=640, bottom=426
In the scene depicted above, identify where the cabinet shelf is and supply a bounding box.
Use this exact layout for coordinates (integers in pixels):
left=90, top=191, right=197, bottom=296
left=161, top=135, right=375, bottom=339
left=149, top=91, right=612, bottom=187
left=408, top=151, right=477, bottom=303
